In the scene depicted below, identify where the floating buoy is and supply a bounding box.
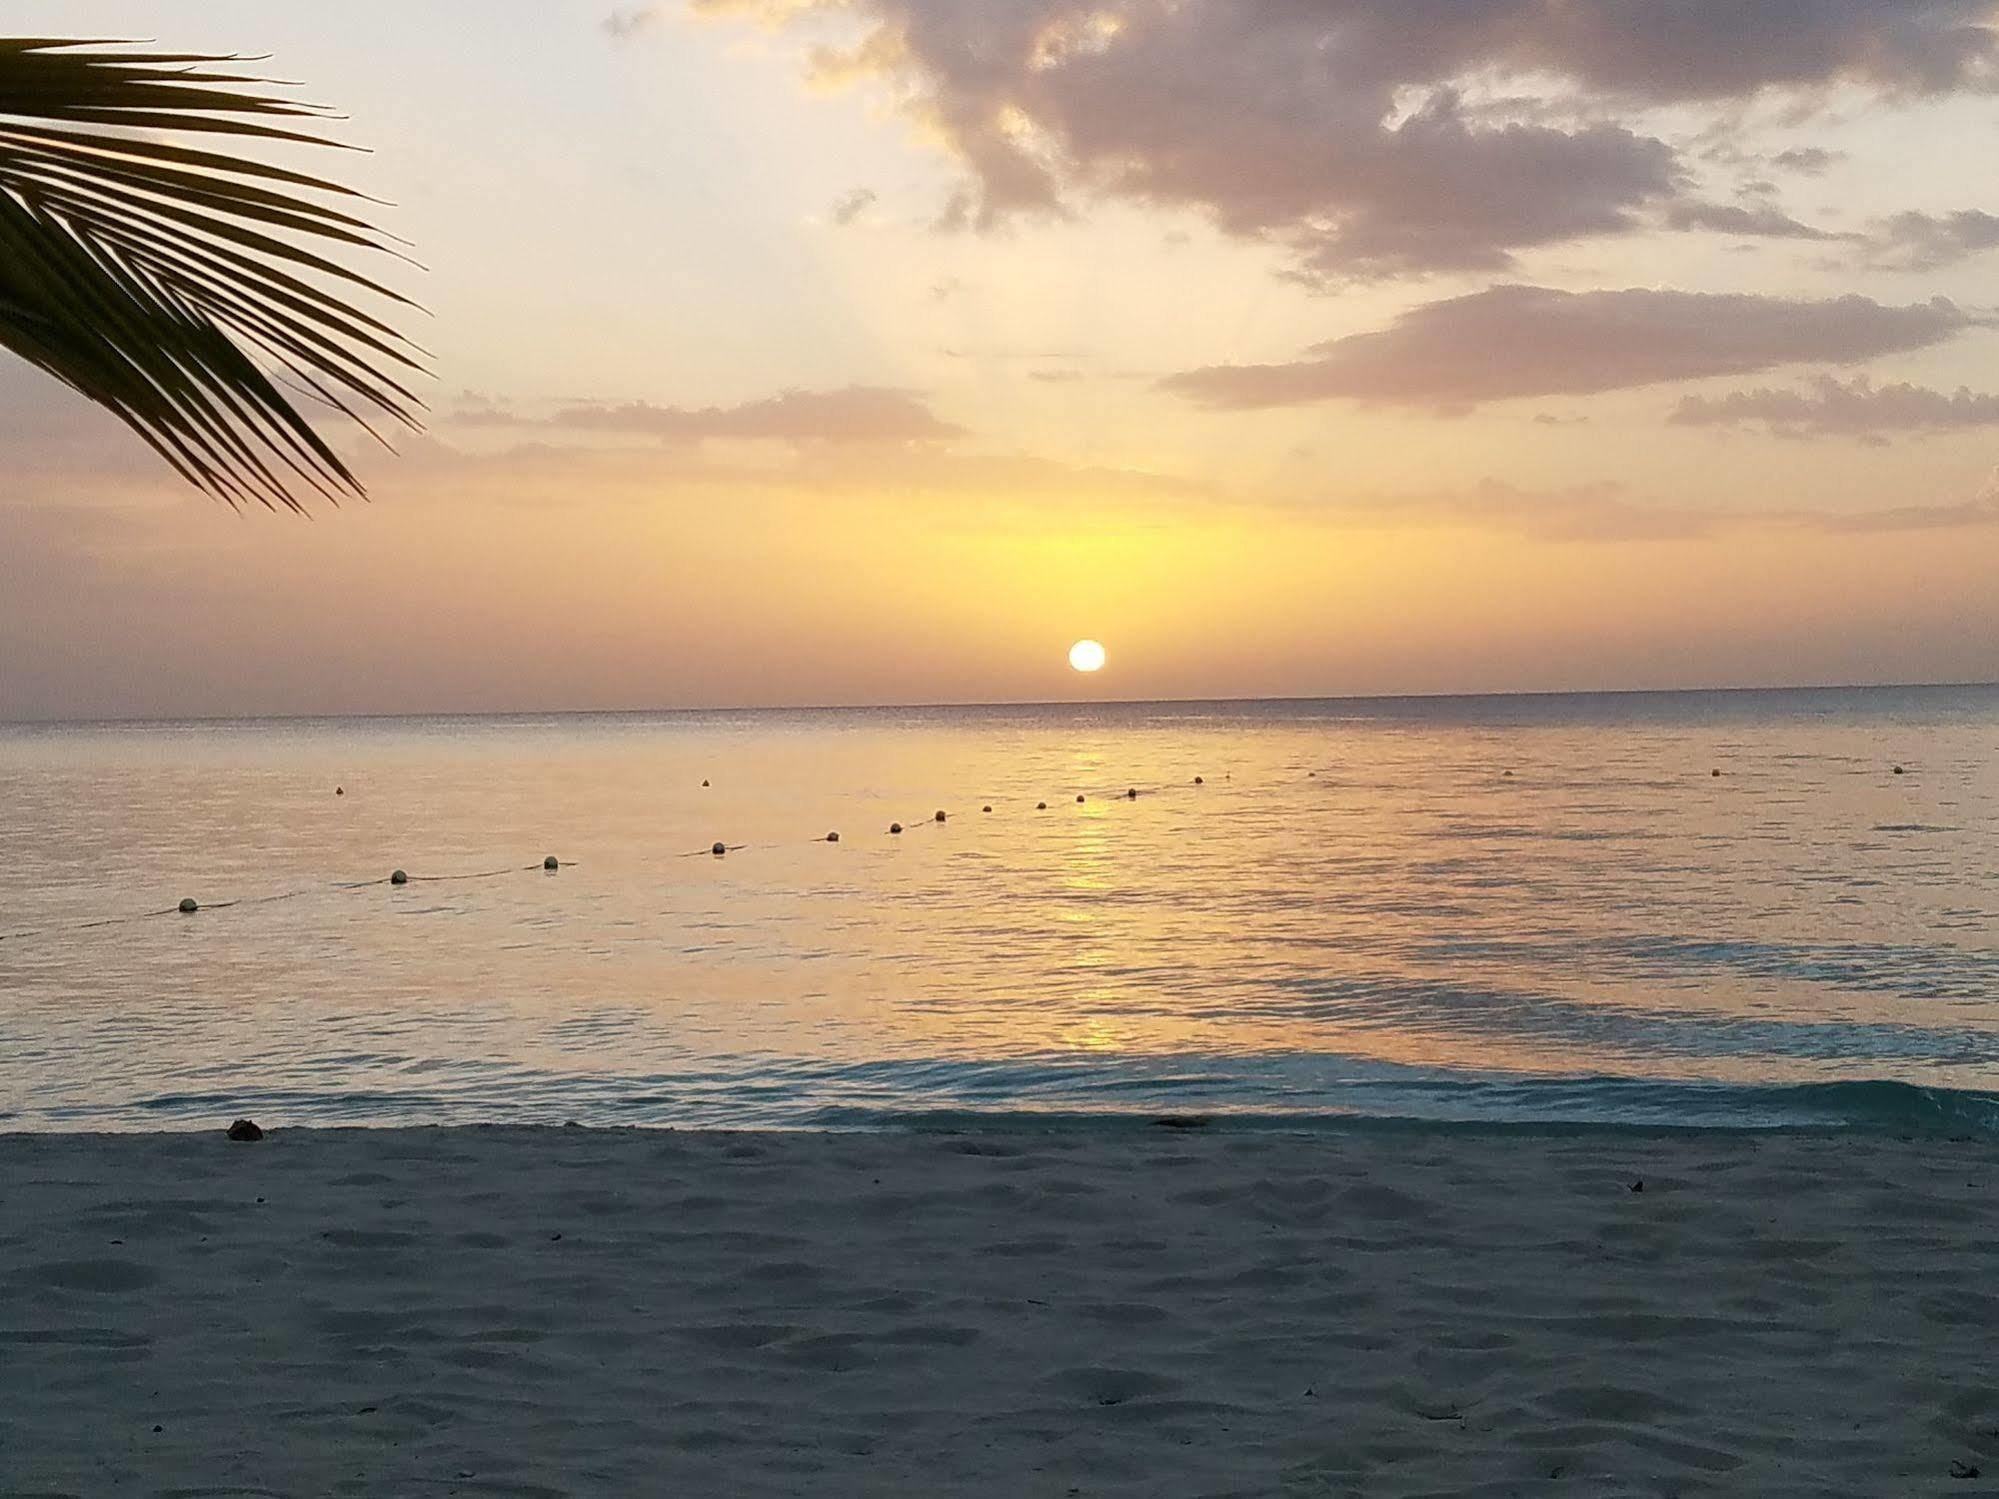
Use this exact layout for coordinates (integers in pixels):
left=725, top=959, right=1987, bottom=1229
left=543, top=855, right=560, bottom=870
left=711, top=842, right=727, bottom=856
left=1893, top=765, right=1905, bottom=775
left=1076, top=794, right=1086, bottom=803
left=1194, top=776, right=1204, bottom=785
left=390, top=869, right=408, bottom=885
left=890, top=822, right=903, bottom=835
left=1503, top=770, right=1513, bottom=778
left=983, top=805, right=992, bottom=814
left=1126, top=788, right=1138, bottom=799
left=1037, top=801, right=1047, bottom=810
left=935, top=810, right=947, bottom=823
left=1711, top=769, right=1722, bottom=778
left=826, top=832, right=840, bottom=843
left=335, top=786, right=344, bottom=796
left=177, top=897, right=198, bottom=914
left=701, top=779, right=710, bottom=787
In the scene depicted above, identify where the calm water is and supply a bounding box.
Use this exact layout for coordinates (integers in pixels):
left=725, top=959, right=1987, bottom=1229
left=1, top=687, right=1996, bottom=1134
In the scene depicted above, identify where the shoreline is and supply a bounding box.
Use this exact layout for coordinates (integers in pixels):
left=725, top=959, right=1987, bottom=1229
left=4, top=1124, right=1994, bottom=1494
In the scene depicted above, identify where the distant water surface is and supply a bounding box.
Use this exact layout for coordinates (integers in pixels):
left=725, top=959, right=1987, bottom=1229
left=1, top=686, right=1995, bottom=1134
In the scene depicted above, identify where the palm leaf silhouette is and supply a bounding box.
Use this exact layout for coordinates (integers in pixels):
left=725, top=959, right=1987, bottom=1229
left=0, top=38, right=424, bottom=511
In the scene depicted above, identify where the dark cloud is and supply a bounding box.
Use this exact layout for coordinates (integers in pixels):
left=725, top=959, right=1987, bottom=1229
left=603, top=7, right=661, bottom=40
left=1161, top=286, right=1973, bottom=410
left=1772, top=146, right=1843, bottom=175
left=595, top=7, right=659, bottom=39
left=1671, top=374, right=1999, bottom=439
left=830, top=187, right=878, bottom=225
left=1662, top=200, right=1838, bottom=240
left=701, top=0, right=1999, bottom=278
left=548, top=386, right=963, bottom=443
left=1865, top=209, right=1999, bottom=270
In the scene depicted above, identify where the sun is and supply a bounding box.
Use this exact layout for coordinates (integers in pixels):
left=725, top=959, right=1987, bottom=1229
left=1068, top=639, right=1107, bottom=673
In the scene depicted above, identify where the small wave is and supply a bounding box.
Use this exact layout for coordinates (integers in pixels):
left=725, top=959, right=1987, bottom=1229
left=74, top=1057, right=1999, bottom=1140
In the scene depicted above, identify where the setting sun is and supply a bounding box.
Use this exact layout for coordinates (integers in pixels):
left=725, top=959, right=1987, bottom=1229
left=1069, top=639, right=1108, bottom=673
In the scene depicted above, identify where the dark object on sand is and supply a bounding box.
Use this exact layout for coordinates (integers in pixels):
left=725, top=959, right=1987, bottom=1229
left=702, top=779, right=710, bottom=787
left=890, top=822, right=903, bottom=835
left=177, top=897, right=198, bottom=914
left=1076, top=794, right=1086, bottom=803
left=1194, top=775, right=1204, bottom=784
left=1037, top=801, right=1048, bottom=810
left=1126, top=788, right=1138, bottom=799
left=1712, top=769, right=1722, bottom=778
left=1155, top=1115, right=1210, bottom=1130
left=1894, top=765, right=1905, bottom=775
left=711, top=842, right=727, bottom=856
left=390, top=869, right=408, bottom=885
left=826, top=832, right=840, bottom=843
left=935, top=810, right=947, bottom=822
left=543, top=855, right=559, bottom=870
left=335, top=787, right=344, bottom=796
left=983, top=805, right=992, bottom=813
left=226, top=1119, right=263, bottom=1142
left=1629, top=1179, right=1644, bottom=1193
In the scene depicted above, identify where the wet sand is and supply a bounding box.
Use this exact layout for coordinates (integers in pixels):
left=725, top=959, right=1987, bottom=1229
left=1, top=1125, right=1994, bottom=1496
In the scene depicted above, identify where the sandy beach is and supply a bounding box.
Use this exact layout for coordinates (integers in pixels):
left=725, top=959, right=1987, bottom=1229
left=2, top=1124, right=1994, bottom=1496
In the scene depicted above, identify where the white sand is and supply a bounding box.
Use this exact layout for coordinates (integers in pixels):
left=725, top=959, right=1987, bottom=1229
left=1, top=1124, right=1994, bottom=1496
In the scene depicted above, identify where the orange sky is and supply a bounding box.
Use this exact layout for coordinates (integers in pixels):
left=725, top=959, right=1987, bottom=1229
left=2, top=1, right=1996, bottom=719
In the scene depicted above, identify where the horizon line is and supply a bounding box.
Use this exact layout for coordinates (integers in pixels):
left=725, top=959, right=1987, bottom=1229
left=4, top=677, right=1994, bottom=731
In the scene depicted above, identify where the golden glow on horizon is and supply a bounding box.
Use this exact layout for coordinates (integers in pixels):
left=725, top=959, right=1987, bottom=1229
left=1069, top=639, right=1107, bottom=673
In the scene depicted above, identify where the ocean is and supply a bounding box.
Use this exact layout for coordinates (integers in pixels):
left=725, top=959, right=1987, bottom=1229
left=1, top=685, right=1995, bottom=1134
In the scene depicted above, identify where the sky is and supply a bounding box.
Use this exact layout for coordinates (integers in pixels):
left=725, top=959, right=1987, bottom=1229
left=2, top=0, right=1997, bottom=719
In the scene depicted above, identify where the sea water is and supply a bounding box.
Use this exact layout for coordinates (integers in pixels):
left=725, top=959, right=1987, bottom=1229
left=1, top=686, right=1995, bottom=1133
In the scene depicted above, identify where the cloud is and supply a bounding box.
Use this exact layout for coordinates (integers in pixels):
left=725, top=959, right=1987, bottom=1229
left=829, top=186, right=877, bottom=225
left=1670, top=374, right=1999, bottom=439
left=1865, top=209, right=1999, bottom=270
left=530, top=385, right=964, bottom=443
left=603, top=7, right=661, bottom=40
left=1771, top=146, right=1843, bottom=175
left=1161, top=286, right=1973, bottom=410
left=697, top=0, right=1999, bottom=279
left=1321, top=474, right=1999, bottom=542
left=1661, top=200, right=1838, bottom=240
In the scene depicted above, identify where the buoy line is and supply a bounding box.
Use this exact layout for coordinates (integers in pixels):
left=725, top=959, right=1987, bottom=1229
left=0, top=771, right=1281, bottom=945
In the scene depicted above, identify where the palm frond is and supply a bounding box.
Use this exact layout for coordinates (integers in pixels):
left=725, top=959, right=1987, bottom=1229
left=0, top=37, right=425, bottom=511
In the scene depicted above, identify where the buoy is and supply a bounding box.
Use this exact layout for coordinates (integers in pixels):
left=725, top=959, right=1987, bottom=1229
left=177, top=897, right=198, bottom=914
left=335, top=786, right=343, bottom=796
left=1076, top=794, right=1086, bottom=803
left=890, top=822, right=903, bottom=835
left=1893, top=765, right=1905, bottom=775
left=826, top=832, right=840, bottom=843
left=1194, top=776, right=1204, bottom=785
left=935, top=810, right=947, bottom=823
left=1037, top=801, right=1047, bottom=810
left=701, top=779, right=710, bottom=787
left=1503, top=770, right=1513, bottom=778
left=543, top=855, right=560, bottom=870
left=983, top=805, right=992, bottom=814
left=390, top=869, right=408, bottom=885
left=1711, top=769, right=1722, bottom=778
left=1126, top=788, right=1138, bottom=799
left=711, top=842, right=727, bottom=856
